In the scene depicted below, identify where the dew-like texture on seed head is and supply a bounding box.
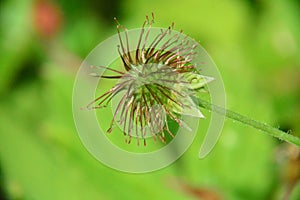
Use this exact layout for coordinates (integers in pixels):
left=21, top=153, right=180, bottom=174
left=85, top=14, right=212, bottom=146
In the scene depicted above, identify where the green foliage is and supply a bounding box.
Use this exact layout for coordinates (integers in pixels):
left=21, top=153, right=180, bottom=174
left=0, top=0, right=299, bottom=199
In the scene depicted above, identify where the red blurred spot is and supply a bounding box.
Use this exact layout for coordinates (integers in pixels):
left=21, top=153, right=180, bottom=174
left=166, top=177, right=222, bottom=200
left=33, top=0, right=62, bottom=39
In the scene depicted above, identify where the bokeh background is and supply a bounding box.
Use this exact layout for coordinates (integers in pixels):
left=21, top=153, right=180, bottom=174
left=0, top=0, right=300, bottom=199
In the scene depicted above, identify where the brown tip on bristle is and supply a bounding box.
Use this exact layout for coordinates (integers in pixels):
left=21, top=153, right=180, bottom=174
left=137, top=139, right=140, bottom=146
left=159, top=135, right=166, bottom=144
left=128, top=136, right=132, bottom=144
left=107, top=127, right=112, bottom=134
left=178, top=120, right=182, bottom=127
left=151, top=12, right=155, bottom=22
left=114, top=17, right=120, bottom=25
left=144, top=139, right=146, bottom=146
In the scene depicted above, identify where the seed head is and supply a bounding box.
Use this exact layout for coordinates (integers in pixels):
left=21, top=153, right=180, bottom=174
left=85, top=14, right=213, bottom=146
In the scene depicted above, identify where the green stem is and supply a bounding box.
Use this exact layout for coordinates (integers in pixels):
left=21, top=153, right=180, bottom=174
left=197, top=98, right=300, bottom=147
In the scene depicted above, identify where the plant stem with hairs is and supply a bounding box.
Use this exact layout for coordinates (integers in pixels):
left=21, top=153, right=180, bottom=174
left=197, top=98, right=300, bottom=146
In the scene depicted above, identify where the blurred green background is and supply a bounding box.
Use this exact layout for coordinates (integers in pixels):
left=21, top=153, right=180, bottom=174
left=0, top=0, right=300, bottom=199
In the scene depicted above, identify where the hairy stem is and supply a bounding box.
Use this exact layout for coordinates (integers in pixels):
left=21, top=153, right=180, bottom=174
left=197, top=98, right=300, bottom=146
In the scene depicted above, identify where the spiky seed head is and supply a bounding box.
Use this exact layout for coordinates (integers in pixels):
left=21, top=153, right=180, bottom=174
left=85, top=14, right=213, bottom=146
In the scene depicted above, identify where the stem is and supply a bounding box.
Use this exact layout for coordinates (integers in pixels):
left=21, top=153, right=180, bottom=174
left=197, top=98, right=300, bottom=147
